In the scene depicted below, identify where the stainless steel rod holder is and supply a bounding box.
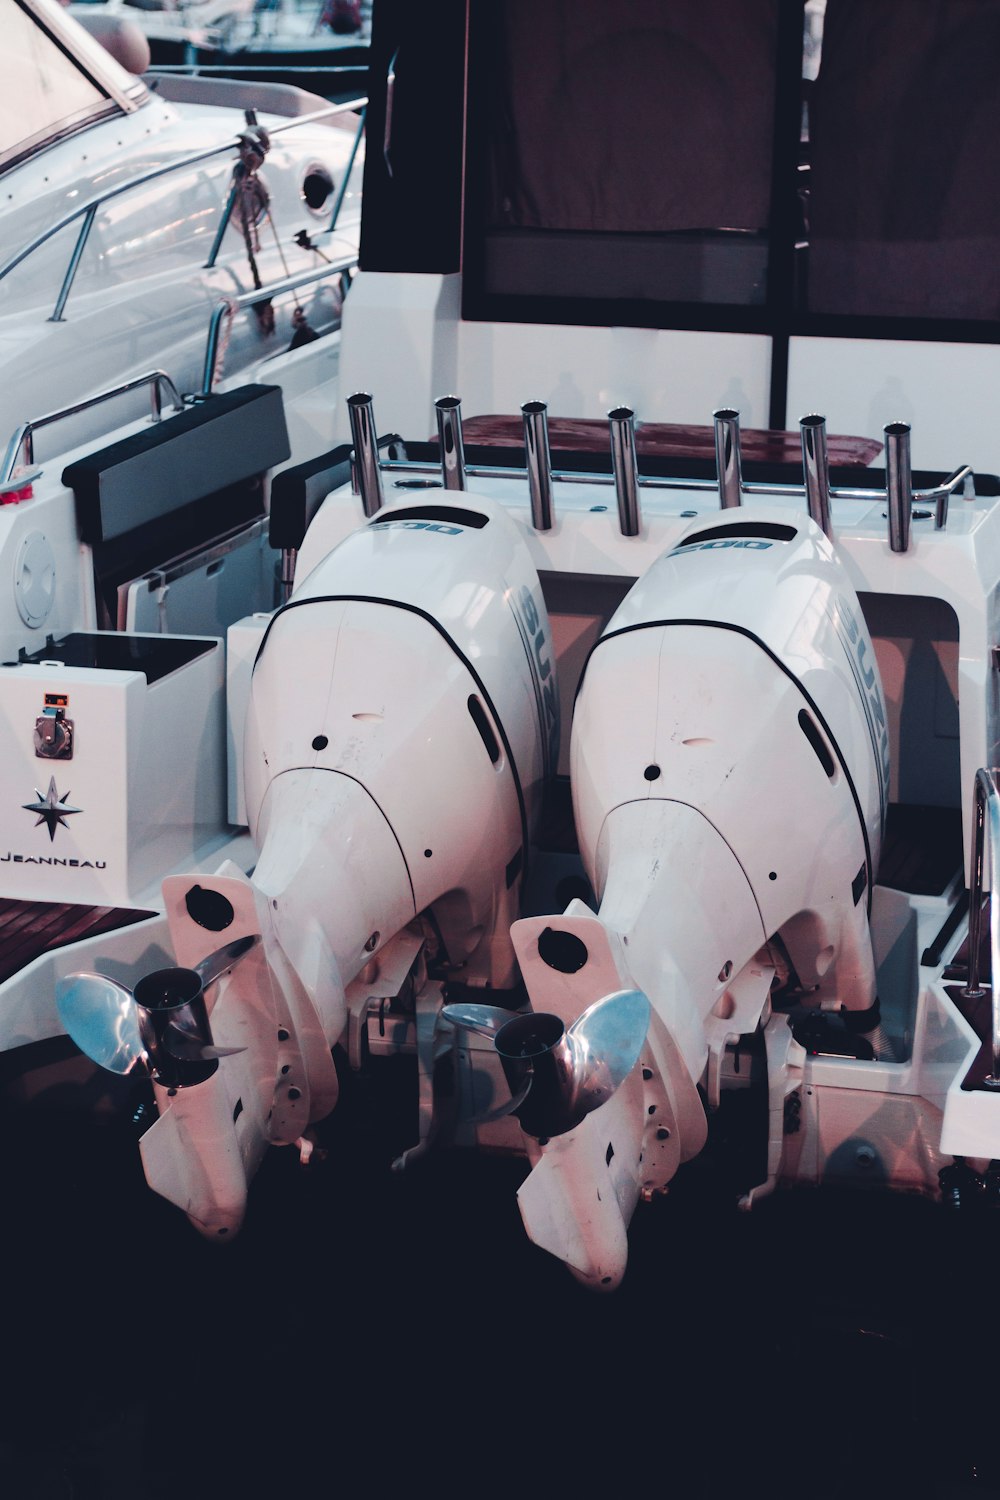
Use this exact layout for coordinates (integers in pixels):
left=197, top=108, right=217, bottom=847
left=714, top=408, right=743, bottom=508
left=800, top=413, right=833, bottom=538
left=434, top=394, right=467, bottom=491
left=608, top=406, right=641, bottom=537
left=885, top=421, right=912, bottom=552
left=522, top=400, right=554, bottom=531
left=347, top=391, right=383, bottom=517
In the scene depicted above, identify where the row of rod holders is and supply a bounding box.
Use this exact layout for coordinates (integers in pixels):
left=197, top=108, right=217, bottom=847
left=346, top=393, right=974, bottom=550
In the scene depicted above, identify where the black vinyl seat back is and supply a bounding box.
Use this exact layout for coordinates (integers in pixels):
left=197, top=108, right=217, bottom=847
left=62, top=384, right=290, bottom=629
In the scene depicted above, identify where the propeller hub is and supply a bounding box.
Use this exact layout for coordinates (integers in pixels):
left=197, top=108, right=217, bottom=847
left=495, top=1012, right=575, bottom=1139
left=494, top=990, right=651, bottom=1140
left=134, top=966, right=217, bottom=1089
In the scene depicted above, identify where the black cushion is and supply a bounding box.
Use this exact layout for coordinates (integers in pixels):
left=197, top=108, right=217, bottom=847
left=268, top=443, right=354, bottom=551
left=63, top=385, right=290, bottom=544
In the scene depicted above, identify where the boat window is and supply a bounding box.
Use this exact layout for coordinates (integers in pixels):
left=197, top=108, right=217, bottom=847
left=463, top=0, right=800, bottom=329
left=0, top=219, right=80, bottom=315
left=366, top=0, right=1000, bottom=356
left=0, top=0, right=119, bottom=172
left=803, top=0, right=1000, bottom=325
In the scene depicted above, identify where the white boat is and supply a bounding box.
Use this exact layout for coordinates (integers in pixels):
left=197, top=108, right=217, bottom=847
left=66, top=0, right=257, bottom=61
left=0, top=1, right=370, bottom=1105
left=66, top=0, right=371, bottom=71
left=1, top=0, right=364, bottom=467
left=3, top=6, right=1000, bottom=1485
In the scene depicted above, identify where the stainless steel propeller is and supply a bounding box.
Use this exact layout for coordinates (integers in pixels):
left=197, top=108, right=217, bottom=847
left=194, top=935, right=259, bottom=991
left=57, top=934, right=259, bottom=1084
left=55, top=971, right=149, bottom=1079
left=494, top=988, right=650, bottom=1138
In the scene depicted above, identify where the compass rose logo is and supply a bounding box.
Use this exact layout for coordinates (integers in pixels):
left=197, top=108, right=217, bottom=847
left=22, top=777, right=82, bottom=843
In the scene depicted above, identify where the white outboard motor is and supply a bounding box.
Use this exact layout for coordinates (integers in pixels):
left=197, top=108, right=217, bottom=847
left=58, top=491, right=558, bottom=1237
left=507, top=507, right=889, bottom=1287
left=243, top=491, right=557, bottom=1011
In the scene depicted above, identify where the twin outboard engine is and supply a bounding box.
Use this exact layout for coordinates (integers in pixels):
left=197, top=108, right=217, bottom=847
left=59, top=491, right=558, bottom=1237
left=505, top=507, right=889, bottom=1287
left=58, top=479, right=890, bottom=1285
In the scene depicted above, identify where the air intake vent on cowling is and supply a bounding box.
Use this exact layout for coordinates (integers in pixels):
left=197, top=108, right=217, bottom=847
left=676, top=521, right=797, bottom=546
left=372, top=505, right=489, bottom=529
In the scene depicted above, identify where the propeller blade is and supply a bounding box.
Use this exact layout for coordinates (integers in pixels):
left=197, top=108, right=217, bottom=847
left=438, top=1002, right=524, bottom=1038
left=472, top=1073, right=533, bottom=1124
left=494, top=989, right=650, bottom=1138
left=162, top=1021, right=247, bottom=1063
left=435, top=1002, right=530, bottom=1124
left=194, top=934, right=259, bottom=990
left=565, top=988, right=651, bottom=1120
left=56, top=972, right=151, bottom=1078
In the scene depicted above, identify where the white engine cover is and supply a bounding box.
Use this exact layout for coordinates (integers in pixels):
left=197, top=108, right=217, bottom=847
left=244, top=490, right=558, bottom=987
left=573, top=508, right=888, bottom=1018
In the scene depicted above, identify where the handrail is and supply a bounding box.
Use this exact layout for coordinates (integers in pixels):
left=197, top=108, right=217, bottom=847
left=961, top=766, right=1000, bottom=1088
left=203, top=102, right=365, bottom=271
left=376, top=455, right=976, bottom=509
left=1, top=370, right=183, bottom=486
left=327, top=106, right=366, bottom=236
left=200, top=253, right=358, bottom=395
left=0, top=96, right=367, bottom=319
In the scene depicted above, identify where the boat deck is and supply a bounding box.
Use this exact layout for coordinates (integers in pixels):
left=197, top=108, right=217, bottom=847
left=0, top=899, right=155, bottom=987
left=459, top=415, right=884, bottom=468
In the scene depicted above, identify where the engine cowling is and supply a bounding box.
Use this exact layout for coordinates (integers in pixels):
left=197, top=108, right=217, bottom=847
left=573, top=508, right=887, bottom=1048
left=503, top=507, right=890, bottom=1286
left=245, top=493, right=559, bottom=1001
left=64, top=490, right=561, bottom=1239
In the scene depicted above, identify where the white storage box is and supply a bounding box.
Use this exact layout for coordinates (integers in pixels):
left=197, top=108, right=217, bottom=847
left=0, top=632, right=226, bottom=905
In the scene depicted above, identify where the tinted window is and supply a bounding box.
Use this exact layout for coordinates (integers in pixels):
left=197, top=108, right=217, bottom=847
left=465, top=0, right=792, bottom=323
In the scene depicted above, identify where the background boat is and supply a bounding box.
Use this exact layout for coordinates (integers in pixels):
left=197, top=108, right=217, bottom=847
left=69, top=0, right=371, bottom=94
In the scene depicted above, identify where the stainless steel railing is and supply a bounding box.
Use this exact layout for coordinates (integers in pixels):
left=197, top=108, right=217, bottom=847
left=0, top=370, right=184, bottom=488
left=1, top=256, right=357, bottom=485
left=0, top=96, right=366, bottom=322
left=370, top=398, right=976, bottom=542
left=199, top=254, right=357, bottom=396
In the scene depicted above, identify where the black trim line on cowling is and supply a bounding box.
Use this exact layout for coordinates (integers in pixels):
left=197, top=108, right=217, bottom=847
left=253, top=594, right=530, bottom=883
left=257, top=764, right=417, bottom=913
left=577, top=617, right=874, bottom=918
